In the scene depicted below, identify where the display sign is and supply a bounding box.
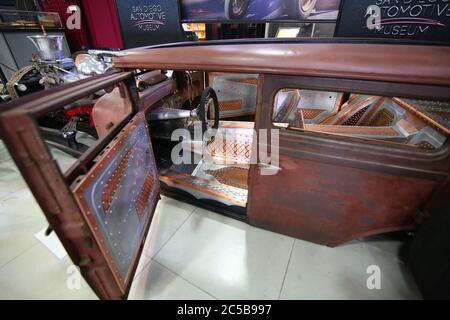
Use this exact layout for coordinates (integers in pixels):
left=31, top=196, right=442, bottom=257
left=181, top=0, right=342, bottom=22
left=336, top=0, right=450, bottom=43
left=115, top=0, right=185, bottom=49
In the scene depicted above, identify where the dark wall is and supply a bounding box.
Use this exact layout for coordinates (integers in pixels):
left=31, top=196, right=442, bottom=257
left=0, top=0, right=36, bottom=10
left=206, top=23, right=265, bottom=40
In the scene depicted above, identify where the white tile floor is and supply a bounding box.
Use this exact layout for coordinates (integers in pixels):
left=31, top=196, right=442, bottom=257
left=0, top=141, right=423, bottom=300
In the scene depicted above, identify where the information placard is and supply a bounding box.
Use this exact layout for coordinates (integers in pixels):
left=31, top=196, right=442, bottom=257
left=335, top=0, right=450, bottom=43
left=115, top=0, right=185, bottom=49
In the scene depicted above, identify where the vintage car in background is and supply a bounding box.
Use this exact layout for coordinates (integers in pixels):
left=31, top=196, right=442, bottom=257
left=224, top=0, right=318, bottom=19
left=182, top=0, right=341, bottom=21
left=0, top=39, right=449, bottom=300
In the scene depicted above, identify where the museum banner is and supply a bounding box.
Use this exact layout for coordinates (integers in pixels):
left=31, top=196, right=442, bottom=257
left=180, top=0, right=342, bottom=22
left=115, top=0, right=185, bottom=49
left=335, top=0, right=450, bottom=43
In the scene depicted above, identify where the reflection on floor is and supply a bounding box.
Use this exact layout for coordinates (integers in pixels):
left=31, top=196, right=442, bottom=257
left=0, top=140, right=422, bottom=300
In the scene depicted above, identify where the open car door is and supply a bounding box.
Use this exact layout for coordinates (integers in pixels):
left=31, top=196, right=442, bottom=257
left=0, top=71, right=160, bottom=300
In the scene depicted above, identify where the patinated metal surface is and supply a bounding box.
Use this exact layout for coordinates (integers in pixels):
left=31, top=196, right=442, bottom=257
left=248, top=74, right=450, bottom=246
left=2, top=41, right=450, bottom=298
left=114, top=43, right=450, bottom=87
left=250, top=153, right=439, bottom=246
left=0, top=71, right=160, bottom=299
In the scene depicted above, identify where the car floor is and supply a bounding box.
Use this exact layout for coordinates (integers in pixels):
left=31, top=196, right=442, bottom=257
left=0, top=140, right=423, bottom=300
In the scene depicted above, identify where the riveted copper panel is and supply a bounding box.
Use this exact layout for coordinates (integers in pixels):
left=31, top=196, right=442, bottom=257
left=136, top=172, right=156, bottom=219
left=206, top=127, right=254, bottom=165
left=102, top=148, right=133, bottom=212
left=72, top=113, right=160, bottom=288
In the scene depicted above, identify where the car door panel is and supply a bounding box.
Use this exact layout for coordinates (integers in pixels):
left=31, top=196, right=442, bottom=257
left=71, top=113, right=159, bottom=289
left=248, top=74, right=450, bottom=246
left=0, top=72, right=160, bottom=299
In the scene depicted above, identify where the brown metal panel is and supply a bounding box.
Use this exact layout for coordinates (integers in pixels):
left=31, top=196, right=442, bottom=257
left=114, top=43, right=450, bottom=87
left=249, top=152, right=440, bottom=246
left=0, top=71, right=161, bottom=299
left=247, top=74, right=450, bottom=246
left=0, top=113, right=124, bottom=299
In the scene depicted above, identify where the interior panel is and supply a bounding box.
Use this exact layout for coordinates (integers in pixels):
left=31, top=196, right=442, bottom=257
left=154, top=121, right=254, bottom=211
left=273, top=90, right=449, bottom=150
left=209, top=72, right=258, bottom=119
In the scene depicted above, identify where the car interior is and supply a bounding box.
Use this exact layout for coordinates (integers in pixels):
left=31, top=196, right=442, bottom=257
left=138, top=71, right=450, bottom=217
left=39, top=70, right=450, bottom=219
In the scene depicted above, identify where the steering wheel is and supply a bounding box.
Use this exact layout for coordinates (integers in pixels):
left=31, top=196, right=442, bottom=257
left=197, top=87, right=220, bottom=135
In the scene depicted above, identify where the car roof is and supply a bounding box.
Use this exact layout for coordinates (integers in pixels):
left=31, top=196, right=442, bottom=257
left=113, top=39, right=450, bottom=87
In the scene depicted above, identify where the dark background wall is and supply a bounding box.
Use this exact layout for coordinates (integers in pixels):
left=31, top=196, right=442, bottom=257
left=0, top=0, right=37, bottom=10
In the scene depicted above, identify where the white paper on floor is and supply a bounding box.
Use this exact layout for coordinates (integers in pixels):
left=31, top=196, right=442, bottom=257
left=35, top=228, right=68, bottom=260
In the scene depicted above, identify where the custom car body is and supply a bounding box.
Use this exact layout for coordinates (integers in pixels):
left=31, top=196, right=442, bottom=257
left=0, top=40, right=449, bottom=299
